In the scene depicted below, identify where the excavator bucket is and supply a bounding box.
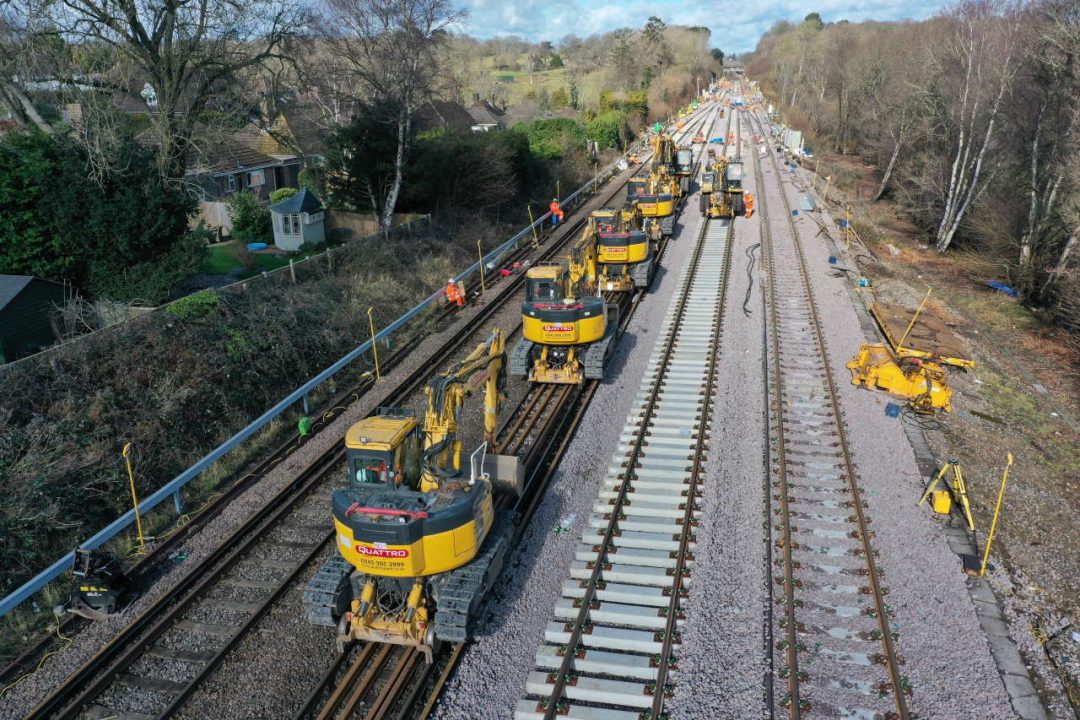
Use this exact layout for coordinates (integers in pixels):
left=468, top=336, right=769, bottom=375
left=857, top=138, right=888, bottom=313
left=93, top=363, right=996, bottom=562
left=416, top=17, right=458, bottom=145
left=484, top=453, right=524, bottom=497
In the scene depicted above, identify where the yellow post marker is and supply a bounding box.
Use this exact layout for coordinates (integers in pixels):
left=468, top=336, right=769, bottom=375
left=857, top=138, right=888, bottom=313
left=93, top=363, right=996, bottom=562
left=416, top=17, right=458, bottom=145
left=845, top=204, right=852, bottom=251
left=980, top=453, right=1014, bottom=577
left=897, top=288, right=932, bottom=355
left=367, top=307, right=380, bottom=379
left=477, top=239, right=486, bottom=293
left=527, top=205, right=539, bottom=249
left=821, top=176, right=832, bottom=206
left=122, top=443, right=145, bottom=547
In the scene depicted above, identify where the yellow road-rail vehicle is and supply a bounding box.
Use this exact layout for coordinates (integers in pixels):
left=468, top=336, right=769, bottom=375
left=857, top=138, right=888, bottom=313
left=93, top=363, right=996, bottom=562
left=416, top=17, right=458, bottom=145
left=593, top=205, right=660, bottom=292
left=303, top=332, right=522, bottom=661
left=701, top=159, right=746, bottom=218
left=510, top=222, right=619, bottom=384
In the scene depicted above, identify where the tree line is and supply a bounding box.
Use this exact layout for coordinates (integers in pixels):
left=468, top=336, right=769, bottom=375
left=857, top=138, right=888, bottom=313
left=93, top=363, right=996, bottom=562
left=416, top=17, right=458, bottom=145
left=1, top=0, right=718, bottom=303
left=747, top=2, right=1079, bottom=330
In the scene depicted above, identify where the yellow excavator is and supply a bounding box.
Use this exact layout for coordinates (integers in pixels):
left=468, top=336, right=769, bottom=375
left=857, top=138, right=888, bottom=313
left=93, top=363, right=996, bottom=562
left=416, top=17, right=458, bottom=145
left=626, top=132, right=683, bottom=236
left=593, top=204, right=660, bottom=292
left=510, top=222, right=619, bottom=384
left=701, top=158, right=745, bottom=218
left=303, top=331, right=522, bottom=661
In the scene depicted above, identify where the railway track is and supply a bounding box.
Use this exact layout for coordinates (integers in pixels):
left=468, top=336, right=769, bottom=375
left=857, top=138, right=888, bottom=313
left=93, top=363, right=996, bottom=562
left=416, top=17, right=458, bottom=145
left=747, top=106, right=910, bottom=719
left=20, top=111, right=712, bottom=719
left=515, top=197, right=735, bottom=719
left=291, top=105, right=727, bottom=720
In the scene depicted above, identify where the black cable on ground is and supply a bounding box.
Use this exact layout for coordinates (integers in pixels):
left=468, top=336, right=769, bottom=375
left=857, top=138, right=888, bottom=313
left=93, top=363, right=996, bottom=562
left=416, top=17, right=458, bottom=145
left=900, top=404, right=946, bottom=432
left=743, top=242, right=760, bottom=317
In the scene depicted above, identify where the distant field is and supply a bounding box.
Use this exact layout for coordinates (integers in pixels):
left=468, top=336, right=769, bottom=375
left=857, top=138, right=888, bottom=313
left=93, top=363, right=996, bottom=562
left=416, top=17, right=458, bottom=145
left=460, top=55, right=610, bottom=111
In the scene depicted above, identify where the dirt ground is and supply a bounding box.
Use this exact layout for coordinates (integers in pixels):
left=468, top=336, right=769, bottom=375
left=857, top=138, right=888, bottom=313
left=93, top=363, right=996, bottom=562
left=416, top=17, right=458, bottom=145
left=810, top=151, right=1080, bottom=713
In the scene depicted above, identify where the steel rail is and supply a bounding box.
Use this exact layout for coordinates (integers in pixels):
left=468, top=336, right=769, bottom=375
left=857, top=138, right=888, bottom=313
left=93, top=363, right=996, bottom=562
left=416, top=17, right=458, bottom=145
left=746, top=106, right=909, bottom=719
left=538, top=200, right=727, bottom=720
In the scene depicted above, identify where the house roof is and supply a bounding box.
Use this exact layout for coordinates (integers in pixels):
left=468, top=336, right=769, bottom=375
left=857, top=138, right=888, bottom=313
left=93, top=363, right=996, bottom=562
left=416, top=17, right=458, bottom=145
left=467, top=99, right=506, bottom=127
left=414, top=100, right=475, bottom=133
left=0, top=275, right=41, bottom=312
left=270, top=187, right=322, bottom=213
left=189, top=122, right=301, bottom=175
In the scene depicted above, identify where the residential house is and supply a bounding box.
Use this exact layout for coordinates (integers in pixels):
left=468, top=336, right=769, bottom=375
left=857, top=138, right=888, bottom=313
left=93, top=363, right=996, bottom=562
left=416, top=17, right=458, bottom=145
left=413, top=100, right=476, bottom=133
left=0, top=275, right=66, bottom=364
left=190, top=119, right=306, bottom=204
left=467, top=94, right=507, bottom=132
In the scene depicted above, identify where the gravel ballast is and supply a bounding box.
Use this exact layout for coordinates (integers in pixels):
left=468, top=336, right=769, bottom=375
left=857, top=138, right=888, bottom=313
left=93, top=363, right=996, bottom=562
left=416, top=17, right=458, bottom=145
left=755, top=116, right=1016, bottom=718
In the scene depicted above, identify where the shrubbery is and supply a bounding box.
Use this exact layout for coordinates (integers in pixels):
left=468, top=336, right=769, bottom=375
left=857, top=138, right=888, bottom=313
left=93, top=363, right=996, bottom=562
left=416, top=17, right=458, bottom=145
left=0, top=132, right=203, bottom=303
left=228, top=189, right=272, bottom=241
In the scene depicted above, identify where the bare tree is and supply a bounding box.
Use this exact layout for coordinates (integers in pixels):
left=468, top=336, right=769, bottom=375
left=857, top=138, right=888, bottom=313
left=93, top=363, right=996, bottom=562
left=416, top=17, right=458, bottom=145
left=23, top=0, right=306, bottom=182
left=320, top=0, right=462, bottom=233
left=934, top=1, right=1020, bottom=253
left=0, top=1, right=55, bottom=133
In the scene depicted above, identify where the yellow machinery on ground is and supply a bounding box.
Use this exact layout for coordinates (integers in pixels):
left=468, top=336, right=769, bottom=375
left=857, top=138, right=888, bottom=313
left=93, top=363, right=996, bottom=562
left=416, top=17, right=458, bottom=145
left=592, top=205, right=660, bottom=292
left=847, top=291, right=964, bottom=412
left=303, top=332, right=522, bottom=660
left=847, top=344, right=952, bottom=412
left=509, top=224, right=619, bottom=384
left=625, top=132, right=683, bottom=236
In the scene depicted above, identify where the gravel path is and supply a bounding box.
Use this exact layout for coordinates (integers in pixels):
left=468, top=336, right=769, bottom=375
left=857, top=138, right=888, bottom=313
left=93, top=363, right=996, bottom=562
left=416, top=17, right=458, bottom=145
left=433, top=195, right=706, bottom=720
left=759, top=119, right=1015, bottom=717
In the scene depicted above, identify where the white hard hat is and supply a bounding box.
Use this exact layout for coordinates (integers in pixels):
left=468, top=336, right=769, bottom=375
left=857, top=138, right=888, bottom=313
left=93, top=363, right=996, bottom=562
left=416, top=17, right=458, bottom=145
left=448, top=278, right=455, bottom=283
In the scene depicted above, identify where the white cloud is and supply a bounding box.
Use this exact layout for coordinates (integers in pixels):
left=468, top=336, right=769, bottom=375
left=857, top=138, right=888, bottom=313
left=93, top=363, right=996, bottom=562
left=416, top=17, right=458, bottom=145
left=457, top=0, right=948, bottom=52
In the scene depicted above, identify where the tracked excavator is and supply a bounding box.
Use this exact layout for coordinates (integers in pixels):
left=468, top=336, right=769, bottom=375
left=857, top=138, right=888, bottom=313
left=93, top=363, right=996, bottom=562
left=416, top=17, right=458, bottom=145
left=593, top=204, right=660, bottom=292
left=302, top=331, right=522, bottom=661
left=510, top=220, right=619, bottom=384
left=626, top=132, right=683, bottom=236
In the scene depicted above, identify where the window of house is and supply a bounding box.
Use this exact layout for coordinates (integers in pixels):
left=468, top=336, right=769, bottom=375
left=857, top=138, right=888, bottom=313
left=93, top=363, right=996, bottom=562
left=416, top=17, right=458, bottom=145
left=225, top=175, right=237, bottom=192
left=248, top=169, right=265, bottom=187
left=282, top=213, right=301, bottom=235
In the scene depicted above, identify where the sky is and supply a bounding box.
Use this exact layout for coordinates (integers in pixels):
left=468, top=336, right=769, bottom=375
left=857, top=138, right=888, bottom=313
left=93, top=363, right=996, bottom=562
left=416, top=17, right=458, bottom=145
left=455, top=0, right=950, bottom=54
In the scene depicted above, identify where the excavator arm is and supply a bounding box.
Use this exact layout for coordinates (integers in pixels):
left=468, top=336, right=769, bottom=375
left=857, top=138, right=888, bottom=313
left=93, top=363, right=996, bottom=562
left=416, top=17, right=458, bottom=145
left=419, top=330, right=506, bottom=492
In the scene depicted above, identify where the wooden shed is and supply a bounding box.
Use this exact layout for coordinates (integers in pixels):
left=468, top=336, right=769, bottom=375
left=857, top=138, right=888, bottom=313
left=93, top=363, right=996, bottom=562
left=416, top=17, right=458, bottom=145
left=0, top=275, right=65, bottom=363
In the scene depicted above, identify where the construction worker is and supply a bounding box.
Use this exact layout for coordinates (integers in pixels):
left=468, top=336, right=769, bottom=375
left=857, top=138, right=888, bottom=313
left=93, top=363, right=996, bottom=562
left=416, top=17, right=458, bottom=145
left=549, top=199, right=564, bottom=226
left=744, top=192, right=755, bottom=218
left=445, top=278, right=465, bottom=307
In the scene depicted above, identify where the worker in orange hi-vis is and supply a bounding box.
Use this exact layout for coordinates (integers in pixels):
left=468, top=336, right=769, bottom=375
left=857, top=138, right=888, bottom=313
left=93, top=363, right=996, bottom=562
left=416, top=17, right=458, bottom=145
left=549, top=199, right=564, bottom=226
left=445, top=278, right=465, bottom=307
left=744, top=192, right=755, bottom=218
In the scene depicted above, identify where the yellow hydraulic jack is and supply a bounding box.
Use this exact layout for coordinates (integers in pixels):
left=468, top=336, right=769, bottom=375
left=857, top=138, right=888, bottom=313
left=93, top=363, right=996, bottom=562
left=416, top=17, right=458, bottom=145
left=847, top=289, right=952, bottom=412
left=918, top=459, right=975, bottom=531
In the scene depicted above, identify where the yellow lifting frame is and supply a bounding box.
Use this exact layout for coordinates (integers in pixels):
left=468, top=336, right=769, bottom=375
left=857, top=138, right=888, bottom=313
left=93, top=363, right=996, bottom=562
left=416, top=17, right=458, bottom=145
left=918, top=459, right=975, bottom=531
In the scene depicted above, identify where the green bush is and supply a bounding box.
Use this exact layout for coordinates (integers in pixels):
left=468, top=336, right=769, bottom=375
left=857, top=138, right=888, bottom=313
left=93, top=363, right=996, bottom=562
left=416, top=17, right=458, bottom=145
left=165, top=289, right=220, bottom=319
left=269, top=187, right=298, bottom=205
left=0, top=132, right=200, bottom=302
left=516, top=118, right=586, bottom=160
left=586, top=110, right=630, bottom=150
left=229, top=190, right=271, bottom=240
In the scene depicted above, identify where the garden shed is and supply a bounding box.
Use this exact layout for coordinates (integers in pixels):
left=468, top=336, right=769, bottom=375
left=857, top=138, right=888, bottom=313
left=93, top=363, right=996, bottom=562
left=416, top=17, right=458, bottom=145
left=0, top=275, right=65, bottom=363
left=269, top=188, right=325, bottom=252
